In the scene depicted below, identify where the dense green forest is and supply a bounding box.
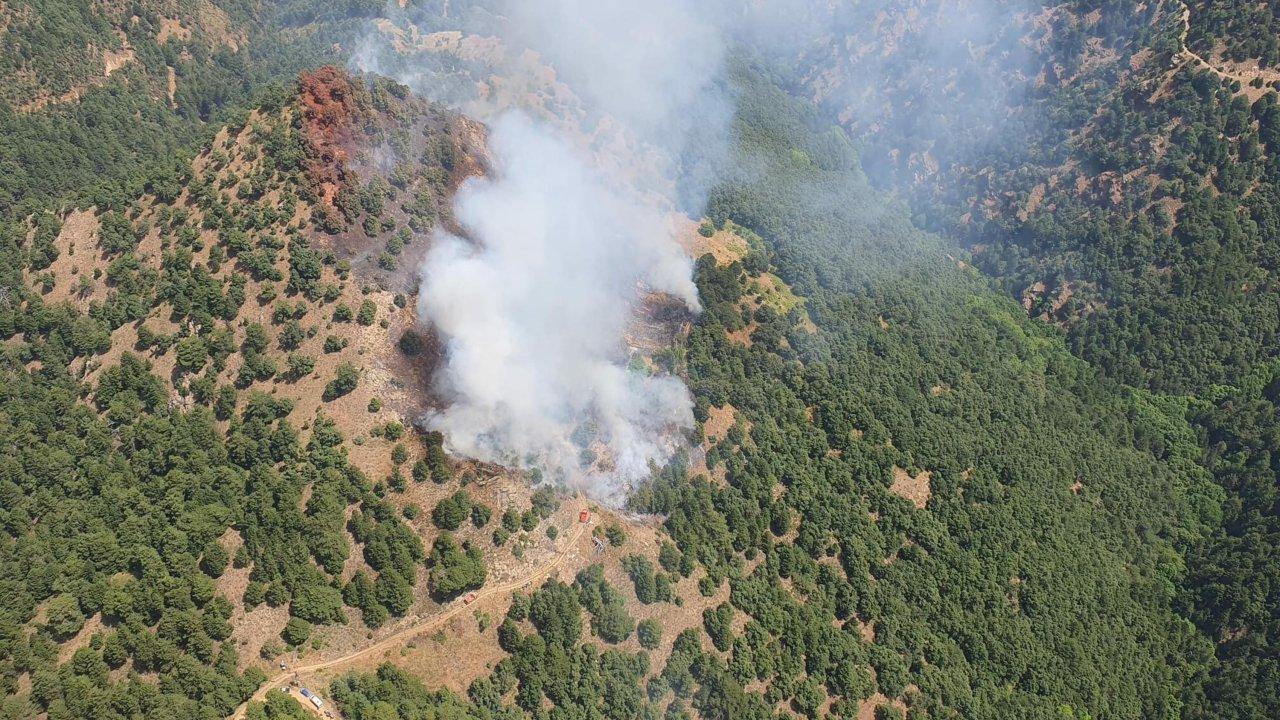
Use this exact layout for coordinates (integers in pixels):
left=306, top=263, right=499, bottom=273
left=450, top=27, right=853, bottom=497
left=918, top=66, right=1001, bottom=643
left=658, top=66, right=1220, bottom=719
left=5, top=1, right=1280, bottom=719
left=1181, top=365, right=1280, bottom=719
left=795, top=2, right=1280, bottom=716
left=0, top=0, right=397, bottom=212
left=260, top=65, right=1227, bottom=720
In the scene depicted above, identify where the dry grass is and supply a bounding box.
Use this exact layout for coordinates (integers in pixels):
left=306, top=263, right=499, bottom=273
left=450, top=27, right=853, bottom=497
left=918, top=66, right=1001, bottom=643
left=857, top=692, right=909, bottom=720
left=156, top=17, right=191, bottom=44
left=692, top=404, right=742, bottom=483
left=56, top=614, right=104, bottom=663
left=701, top=404, right=738, bottom=444
left=889, top=466, right=932, bottom=509
left=102, top=31, right=134, bottom=76
left=30, top=209, right=102, bottom=304
left=680, top=219, right=749, bottom=266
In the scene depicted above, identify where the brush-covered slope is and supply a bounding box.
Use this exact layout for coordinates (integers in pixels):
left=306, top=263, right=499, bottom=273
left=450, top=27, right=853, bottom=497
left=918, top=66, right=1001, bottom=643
left=784, top=2, right=1280, bottom=715
left=0, top=67, right=590, bottom=720
left=0, top=0, right=400, bottom=213
left=289, top=68, right=1223, bottom=720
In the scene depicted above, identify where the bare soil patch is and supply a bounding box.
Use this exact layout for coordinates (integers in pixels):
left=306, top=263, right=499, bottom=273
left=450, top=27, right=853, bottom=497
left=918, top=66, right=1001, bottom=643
left=56, top=614, right=104, bottom=663
left=889, top=466, right=932, bottom=509
left=857, top=692, right=909, bottom=720
left=31, top=209, right=103, bottom=304
left=680, top=219, right=748, bottom=266
left=702, top=404, right=738, bottom=445
left=156, top=17, right=191, bottom=44
left=102, top=35, right=134, bottom=76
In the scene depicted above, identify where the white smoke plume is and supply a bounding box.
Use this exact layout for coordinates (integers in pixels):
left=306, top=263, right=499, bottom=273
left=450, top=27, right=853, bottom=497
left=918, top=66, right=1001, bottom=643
left=348, top=0, right=1045, bottom=497
left=420, top=113, right=698, bottom=495
left=404, top=0, right=732, bottom=497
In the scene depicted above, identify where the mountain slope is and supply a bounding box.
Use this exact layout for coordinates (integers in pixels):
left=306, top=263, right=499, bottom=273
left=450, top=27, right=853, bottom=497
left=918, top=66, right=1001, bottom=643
left=2, top=3, right=1276, bottom=720
left=284, top=67, right=1225, bottom=720
left=0, top=68, right=525, bottom=718
left=783, top=3, right=1280, bottom=716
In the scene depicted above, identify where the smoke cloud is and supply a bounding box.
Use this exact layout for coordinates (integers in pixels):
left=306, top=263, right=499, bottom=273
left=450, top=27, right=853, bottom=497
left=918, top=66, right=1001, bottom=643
left=419, top=113, right=699, bottom=494
left=392, top=0, right=733, bottom=497
left=351, top=0, right=1042, bottom=497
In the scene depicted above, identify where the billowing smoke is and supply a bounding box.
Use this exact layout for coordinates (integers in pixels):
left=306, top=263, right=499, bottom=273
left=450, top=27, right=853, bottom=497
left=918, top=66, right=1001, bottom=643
left=353, top=0, right=1041, bottom=496
left=401, top=0, right=732, bottom=497
left=419, top=113, right=698, bottom=494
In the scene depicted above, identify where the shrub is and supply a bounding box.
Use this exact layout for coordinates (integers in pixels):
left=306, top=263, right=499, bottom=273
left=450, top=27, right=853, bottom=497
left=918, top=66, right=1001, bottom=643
left=278, top=320, right=305, bottom=350
left=423, top=431, right=449, bottom=483
left=493, top=527, right=510, bottom=546
left=605, top=524, right=626, bottom=546
left=281, top=617, right=312, bottom=646
left=175, top=335, right=208, bottom=372
left=428, top=533, right=486, bottom=598
left=200, top=540, right=229, bottom=577
left=356, top=299, right=377, bottom=326
left=323, top=362, right=359, bottom=401
left=638, top=619, right=662, bottom=649
left=46, top=594, right=85, bottom=639
left=285, top=353, right=316, bottom=381
left=398, top=330, right=425, bottom=356
left=432, top=491, right=472, bottom=531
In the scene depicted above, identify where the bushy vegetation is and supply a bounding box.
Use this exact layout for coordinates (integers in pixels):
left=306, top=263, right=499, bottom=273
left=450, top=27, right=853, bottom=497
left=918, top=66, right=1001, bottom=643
left=800, top=3, right=1280, bottom=714
left=301, top=70, right=1229, bottom=720
left=427, top=533, right=486, bottom=600
left=7, top=2, right=1280, bottom=718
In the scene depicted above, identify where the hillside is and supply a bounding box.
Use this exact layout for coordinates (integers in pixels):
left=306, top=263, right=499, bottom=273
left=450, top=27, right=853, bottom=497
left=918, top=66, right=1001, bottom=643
left=3, top=2, right=1280, bottom=720
left=0, top=67, right=569, bottom=718
left=0, top=60, right=765, bottom=720
left=783, top=3, right=1280, bottom=716
left=0, top=0, right=387, bottom=212
left=257, top=65, right=1222, bottom=720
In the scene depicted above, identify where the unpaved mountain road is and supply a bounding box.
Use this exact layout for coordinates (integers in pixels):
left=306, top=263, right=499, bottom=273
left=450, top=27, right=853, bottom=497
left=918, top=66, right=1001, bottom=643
left=228, top=519, right=590, bottom=719
left=1173, top=0, right=1280, bottom=87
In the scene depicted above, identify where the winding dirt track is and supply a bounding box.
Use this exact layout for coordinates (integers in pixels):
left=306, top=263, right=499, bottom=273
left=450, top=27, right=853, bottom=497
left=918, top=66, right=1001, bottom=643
left=228, top=520, right=589, bottom=719
left=1173, top=0, right=1280, bottom=86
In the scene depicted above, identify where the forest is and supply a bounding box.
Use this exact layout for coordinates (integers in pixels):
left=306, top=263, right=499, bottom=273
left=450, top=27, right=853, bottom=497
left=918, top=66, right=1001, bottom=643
left=274, top=64, right=1225, bottom=720
left=804, top=1, right=1280, bottom=715
left=2, top=0, right=1280, bottom=719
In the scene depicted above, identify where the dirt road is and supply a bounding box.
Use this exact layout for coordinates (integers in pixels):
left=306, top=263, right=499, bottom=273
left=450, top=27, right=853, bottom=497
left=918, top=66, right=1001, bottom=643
left=1173, top=0, right=1280, bottom=87
left=228, top=519, right=589, bottom=719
